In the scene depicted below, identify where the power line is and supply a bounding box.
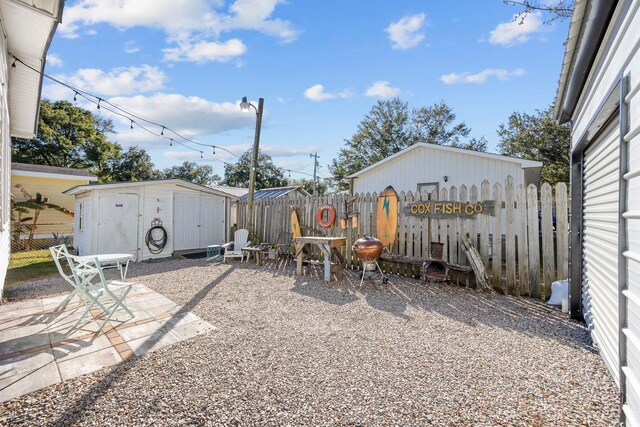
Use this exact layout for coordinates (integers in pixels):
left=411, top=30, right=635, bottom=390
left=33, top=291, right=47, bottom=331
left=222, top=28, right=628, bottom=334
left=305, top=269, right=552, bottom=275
left=9, top=52, right=324, bottom=180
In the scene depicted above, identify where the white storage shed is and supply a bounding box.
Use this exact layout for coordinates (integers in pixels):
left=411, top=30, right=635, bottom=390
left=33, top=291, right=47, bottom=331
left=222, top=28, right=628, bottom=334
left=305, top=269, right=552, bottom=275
left=554, top=0, right=640, bottom=424
left=346, top=143, right=542, bottom=195
left=64, top=179, right=232, bottom=261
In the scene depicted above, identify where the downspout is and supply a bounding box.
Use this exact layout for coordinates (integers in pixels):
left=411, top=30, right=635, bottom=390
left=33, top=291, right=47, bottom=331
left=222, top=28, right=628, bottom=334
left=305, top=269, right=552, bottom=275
left=558, top=0, right=619, bottom=123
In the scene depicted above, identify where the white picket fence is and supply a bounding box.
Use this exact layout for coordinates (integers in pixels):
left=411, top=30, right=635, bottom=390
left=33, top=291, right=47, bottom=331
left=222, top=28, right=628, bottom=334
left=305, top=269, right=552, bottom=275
left=238, top=176, right=569, bottom=299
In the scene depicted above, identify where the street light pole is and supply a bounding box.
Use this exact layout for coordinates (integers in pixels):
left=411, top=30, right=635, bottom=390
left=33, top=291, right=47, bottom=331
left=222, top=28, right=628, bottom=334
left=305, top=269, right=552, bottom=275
left=240, top=97, right=264, bottom=235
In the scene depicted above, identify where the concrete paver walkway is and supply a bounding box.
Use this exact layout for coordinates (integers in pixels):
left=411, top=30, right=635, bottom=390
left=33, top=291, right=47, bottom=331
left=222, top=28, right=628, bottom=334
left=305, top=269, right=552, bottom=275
left=0, top=284, right=214, bottom=402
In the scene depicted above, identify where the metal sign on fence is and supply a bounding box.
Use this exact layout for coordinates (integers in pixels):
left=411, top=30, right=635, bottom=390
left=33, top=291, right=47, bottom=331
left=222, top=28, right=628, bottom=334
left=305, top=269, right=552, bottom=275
left=403, top=200, right=496, bottom=218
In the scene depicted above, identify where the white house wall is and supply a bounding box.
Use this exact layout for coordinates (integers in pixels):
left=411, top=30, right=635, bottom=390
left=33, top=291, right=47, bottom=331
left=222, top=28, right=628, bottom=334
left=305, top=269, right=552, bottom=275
left=0, top=25, right=10, bottom=294
left=352, top=146, right=527, bottom=195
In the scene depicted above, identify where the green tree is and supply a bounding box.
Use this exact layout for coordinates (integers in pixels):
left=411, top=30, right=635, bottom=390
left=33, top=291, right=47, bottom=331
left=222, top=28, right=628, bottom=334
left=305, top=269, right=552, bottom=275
left=110, top=146, right=162, bottom=182
left=330, top=98, right=486, bottom=190
left=330, top=98, right=411, bottom=190
left=11, top=99, right=121, bottom=181
left=289, top=178, right=328, bottom=196
left=497, top=107, right=570, bottom=185
left=411, top=101, right=471, bottom=146
left=163, top=161, right=221, bottom=186
left=222, top=149, right=287, bottom=189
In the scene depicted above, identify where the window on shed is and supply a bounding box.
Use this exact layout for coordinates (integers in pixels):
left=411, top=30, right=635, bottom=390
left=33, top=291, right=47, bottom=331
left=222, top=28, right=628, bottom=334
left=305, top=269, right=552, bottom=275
left=417, top=182, right=439, bottom=199
left=78, top=202, right=84, bottom=231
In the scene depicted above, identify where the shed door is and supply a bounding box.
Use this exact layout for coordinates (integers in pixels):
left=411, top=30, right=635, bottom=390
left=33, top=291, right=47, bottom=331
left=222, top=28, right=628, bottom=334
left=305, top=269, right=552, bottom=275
left=582, top=118, right=620, bottom=384
left=173, top=193, right=201, bottom=251
left=200, top=195, right=225, bottom=247
left=97, top=193, right=139, bottom=260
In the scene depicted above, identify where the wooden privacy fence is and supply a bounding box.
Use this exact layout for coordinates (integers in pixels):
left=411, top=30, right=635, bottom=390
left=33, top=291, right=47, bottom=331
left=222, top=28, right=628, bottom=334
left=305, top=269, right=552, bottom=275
left=238, top=176, right=569, bottom=299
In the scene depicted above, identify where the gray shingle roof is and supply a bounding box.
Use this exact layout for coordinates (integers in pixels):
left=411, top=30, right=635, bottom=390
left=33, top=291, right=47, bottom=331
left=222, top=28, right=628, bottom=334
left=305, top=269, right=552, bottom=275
left=11, top=162, right=97, bottom=178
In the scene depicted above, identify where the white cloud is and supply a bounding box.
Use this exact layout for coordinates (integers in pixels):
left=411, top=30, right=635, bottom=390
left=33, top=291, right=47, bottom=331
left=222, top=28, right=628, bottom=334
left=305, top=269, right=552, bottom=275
left=303, top=84, right=351, bottom=102
left=109, top=94, right=254, bottom=136
left=58, top=0, right=298, bottom=64
left=385, top=13, right=426, bottom=50
left=364, top=81, right=401, bottom=98
left=440, top=68, right=525, bottom=84
left=51, top=65, right=167, bottom=96
left=124, top=40, right=141, bottom=54
left=163, top=38, right=246, bottom=63
left=489, top=12, right=543, bottom=46
left=46, top=53, right=63, bottom=67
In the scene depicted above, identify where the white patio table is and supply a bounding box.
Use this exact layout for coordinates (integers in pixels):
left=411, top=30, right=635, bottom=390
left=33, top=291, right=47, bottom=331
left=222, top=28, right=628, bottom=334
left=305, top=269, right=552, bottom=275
left=76, top=253, right=133, bottom=280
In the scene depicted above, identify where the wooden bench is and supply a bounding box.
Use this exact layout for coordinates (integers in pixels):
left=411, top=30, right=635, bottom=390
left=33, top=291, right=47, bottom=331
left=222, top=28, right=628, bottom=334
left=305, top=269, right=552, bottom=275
left=378, top=252, right=476, bottom=286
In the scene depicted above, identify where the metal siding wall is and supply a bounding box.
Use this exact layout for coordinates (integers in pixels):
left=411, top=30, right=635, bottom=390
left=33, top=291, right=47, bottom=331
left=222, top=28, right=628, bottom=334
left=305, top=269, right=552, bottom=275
left=583, top=120, right=621, bottom=384
left=623, top=67, right=640, bottom=425
left=352, top=146, right=526, bottom=195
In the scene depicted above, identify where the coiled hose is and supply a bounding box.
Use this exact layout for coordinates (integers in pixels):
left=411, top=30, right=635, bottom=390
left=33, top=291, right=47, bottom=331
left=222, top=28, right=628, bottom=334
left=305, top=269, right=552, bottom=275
left=145, top=225, right=168, bottom=254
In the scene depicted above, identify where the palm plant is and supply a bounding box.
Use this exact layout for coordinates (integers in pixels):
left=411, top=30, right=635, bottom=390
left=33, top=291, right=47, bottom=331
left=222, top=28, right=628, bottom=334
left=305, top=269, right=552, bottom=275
left=10, top=194, right=33, bottom=250
left=13, top=184, right=73, bottom=250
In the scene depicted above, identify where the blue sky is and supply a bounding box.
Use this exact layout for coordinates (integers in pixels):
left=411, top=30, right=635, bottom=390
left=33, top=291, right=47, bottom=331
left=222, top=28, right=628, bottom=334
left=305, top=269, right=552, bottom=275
left=42, top=0, right=570, bottom=182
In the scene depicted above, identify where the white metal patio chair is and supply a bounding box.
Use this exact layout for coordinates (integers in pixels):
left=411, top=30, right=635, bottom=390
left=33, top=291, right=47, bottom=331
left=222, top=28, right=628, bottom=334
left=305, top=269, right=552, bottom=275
left=67, top=254, right=134, bottom=332
left=222, top=228, right=250, bottom=263
left=50, top=244, right=104, bottom=313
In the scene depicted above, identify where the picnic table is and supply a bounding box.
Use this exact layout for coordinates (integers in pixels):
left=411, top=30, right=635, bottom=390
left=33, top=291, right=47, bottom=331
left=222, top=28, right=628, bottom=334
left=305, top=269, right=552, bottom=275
left=294, top=236, right=347, bottom=282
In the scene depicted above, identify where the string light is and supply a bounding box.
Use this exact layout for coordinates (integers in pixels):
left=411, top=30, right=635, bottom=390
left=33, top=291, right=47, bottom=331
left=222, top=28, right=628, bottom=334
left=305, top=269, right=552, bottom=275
left=8, top=52, right=321, bottom=180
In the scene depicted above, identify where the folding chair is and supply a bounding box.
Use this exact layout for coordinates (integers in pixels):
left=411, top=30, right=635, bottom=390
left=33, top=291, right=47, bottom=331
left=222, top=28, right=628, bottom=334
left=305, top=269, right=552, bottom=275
left=50, top=244, right=87, bottom=312
left=67, top=255, right=134, bottom=332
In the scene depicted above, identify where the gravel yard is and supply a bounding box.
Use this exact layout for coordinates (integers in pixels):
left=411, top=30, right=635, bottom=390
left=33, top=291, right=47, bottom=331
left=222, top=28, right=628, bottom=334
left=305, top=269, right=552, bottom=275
left=1, top=258, right=619, bottom=426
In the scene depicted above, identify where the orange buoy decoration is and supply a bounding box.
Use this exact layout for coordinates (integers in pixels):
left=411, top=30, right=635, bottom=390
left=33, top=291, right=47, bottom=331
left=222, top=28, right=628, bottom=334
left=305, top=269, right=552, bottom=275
left=316, top=204, right=336, bottom=228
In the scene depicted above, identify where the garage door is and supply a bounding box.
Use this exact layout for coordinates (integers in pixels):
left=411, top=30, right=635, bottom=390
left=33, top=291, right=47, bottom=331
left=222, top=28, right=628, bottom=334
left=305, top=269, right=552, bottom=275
left=173, top=193, right=225, bottom=251
left=582, top=118, right=620, bottom=384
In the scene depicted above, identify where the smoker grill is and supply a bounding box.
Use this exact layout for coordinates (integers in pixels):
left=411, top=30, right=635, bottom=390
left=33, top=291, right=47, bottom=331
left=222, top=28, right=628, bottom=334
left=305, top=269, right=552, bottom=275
left=352, top=235, right=388, bottom=285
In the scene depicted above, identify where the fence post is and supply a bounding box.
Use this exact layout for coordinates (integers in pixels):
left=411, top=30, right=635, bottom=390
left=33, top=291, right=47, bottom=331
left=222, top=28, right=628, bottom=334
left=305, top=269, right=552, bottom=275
left=492, top=182, right=503, bottom=290
left=459, top=185, right=468, bottom=266
left=516, top=184, right=530, bottom=295
left=439, top=188, right=449, bottom=263
left=480, top=180, right=490, bottom=268
left=469, top=185, right=478, bottom=249
left=505, top=176, right=516, bottom=293
left=555, top=182, right=569, bottom=280
left=541, top=182, right=555, bottom=297
left=448, top=186, right=458, bottom=265
left=527, top=184, right=541, bottom=298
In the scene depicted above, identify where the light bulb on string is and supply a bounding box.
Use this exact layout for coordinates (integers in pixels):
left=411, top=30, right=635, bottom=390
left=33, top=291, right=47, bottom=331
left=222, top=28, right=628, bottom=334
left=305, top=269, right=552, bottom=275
left=97, top=98, right=101, bottom=110
left=161, top=126, right=165, bottom=136
left=130, top=120, right=134, bottom=130
left=11, top=60, right=16, bottom=69
left=212, top=146, right=216, bottom=154
left=170, top=138, right=173, bottom=147
left=73, top=92, right=78, bottom=102
left=200, top=151, right=203, bottom=159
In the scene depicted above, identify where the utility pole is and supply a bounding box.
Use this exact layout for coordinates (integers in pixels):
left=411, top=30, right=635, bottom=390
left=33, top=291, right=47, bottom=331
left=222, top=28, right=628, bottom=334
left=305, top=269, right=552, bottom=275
left=240, top=97, right=264, bottom=235
left=310, top=152, right=320, bottom=197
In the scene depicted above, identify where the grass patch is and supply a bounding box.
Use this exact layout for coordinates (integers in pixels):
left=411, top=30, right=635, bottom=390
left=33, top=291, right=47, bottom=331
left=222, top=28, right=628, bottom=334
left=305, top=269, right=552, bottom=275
left=6, top=249, right=58, bottom=284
